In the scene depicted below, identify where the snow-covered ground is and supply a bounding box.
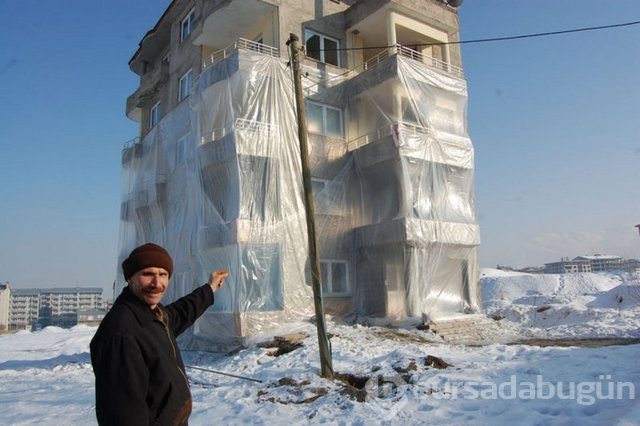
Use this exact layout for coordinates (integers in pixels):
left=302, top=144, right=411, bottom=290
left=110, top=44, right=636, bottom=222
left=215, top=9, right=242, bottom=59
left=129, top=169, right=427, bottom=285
left=1, top=269, right=639, bottom=425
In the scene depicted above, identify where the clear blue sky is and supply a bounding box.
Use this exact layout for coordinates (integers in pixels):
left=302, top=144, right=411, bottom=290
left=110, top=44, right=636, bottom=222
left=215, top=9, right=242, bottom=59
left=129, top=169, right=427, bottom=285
left=1, top=0, right=639, bottom=296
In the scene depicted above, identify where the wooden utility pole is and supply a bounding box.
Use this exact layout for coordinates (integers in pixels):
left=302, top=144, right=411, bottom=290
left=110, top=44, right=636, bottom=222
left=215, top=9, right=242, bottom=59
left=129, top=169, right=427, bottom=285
left=286, top=33, right=334, bottom=379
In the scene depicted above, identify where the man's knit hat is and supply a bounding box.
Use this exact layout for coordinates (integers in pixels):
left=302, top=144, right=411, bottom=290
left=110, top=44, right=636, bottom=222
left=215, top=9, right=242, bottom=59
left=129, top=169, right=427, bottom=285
left=122, top=243, right=173, bottom=280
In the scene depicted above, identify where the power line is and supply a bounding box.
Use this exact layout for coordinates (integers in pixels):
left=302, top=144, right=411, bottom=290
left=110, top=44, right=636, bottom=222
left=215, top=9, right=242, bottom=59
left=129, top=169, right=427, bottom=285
left=186, top=365, right=263, bottom=383
left=456, top=19, right=640, bottom=46
left=300, top=19, right=640, bottom=92
left=306, top=19, right=640, bottom=53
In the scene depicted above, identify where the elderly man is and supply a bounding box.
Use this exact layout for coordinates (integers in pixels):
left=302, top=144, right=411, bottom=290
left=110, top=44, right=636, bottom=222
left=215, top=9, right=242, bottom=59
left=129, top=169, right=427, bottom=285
left=90, top=243, right=228, bottom=425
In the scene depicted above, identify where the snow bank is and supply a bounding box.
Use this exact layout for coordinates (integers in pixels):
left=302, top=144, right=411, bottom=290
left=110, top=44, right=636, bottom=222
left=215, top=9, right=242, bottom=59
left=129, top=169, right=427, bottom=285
left=1, top=270, right=639, bottom=425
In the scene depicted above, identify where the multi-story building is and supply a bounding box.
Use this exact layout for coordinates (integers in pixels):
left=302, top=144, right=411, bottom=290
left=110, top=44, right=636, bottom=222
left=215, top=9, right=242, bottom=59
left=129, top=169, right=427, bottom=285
left=9, top=289, right=39, bottom=331
left=544, top=255, right=631, bottom=274
left=9, top=288, right=104, bottom=330
left=0, top=284, right=10, bottom=332
left=121, top=0, right=480, bottom=349
left=544, top=258, right=592, bottom=274
left=77, top=308, right=108, bottom=327
left=574, top=255, right=624, bottom=272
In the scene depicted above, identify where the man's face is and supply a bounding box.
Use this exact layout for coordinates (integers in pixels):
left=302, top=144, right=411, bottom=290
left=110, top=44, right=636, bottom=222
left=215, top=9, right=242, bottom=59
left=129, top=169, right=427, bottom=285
left=128, top=267, right=170, bottom=308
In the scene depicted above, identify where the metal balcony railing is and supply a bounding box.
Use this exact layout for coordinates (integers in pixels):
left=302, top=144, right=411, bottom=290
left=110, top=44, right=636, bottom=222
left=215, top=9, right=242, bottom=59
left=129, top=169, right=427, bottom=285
left=348, top=121, right=433, bottom=151
left=355, top=44, right=464, bottom=79
left=200, top=118, right=279, bottom=145
left=203, top=38, right=280, bottom=69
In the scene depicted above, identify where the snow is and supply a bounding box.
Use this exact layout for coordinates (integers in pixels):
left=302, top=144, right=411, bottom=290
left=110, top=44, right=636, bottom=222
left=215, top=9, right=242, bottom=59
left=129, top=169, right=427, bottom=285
left=1, top=269, right=639, bottom=425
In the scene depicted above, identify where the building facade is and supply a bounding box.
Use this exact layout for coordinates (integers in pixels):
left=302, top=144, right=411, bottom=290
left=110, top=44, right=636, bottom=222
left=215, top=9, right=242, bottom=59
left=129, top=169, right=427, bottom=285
left=0, top=284, right=10, bottom=332
left=543, top=259, right=592, bottom=274
left=544, top=255, right=631, bottom=274
left=121, top=0, right=479, bottom=348
left=9, top=288, right=104, bottom=331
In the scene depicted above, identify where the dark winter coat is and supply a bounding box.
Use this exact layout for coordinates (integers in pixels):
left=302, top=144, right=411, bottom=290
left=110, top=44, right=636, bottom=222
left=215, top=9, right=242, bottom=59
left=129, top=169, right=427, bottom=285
left=90, top=284, right=214, bottom=426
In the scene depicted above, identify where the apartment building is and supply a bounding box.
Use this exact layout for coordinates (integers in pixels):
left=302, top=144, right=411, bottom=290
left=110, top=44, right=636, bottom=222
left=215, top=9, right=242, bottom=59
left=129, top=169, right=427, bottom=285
left=544, top=255, right=628, bottom=274
left=9, top=288, right=104, bottom=330
left=543, top=259, right=592, bottom=274
left=121, top=0, right=479, bottom=349
left=0, top=284, right=10, bottom=332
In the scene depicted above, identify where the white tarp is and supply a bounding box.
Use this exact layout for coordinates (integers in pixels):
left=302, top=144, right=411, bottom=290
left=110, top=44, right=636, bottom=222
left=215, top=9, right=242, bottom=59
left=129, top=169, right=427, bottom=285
left=118, top=48, right=480, bottom=349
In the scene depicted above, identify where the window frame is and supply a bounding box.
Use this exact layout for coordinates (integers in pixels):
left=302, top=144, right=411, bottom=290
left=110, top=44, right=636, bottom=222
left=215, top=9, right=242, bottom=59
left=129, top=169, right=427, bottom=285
left=149, top=101, right=161, bottom=128
left=320, top=259, right=350, bottom=297
left=311, top=177, right=329, bottom=195
left=306, top=100, right=344, bottom=137
left=178, top=69, right=192, bottom=102
left=304, top=29, right=341, bottom=66
left=180, top=8, right=196, bottom=42
left=175, top=134, right=188, bottom=165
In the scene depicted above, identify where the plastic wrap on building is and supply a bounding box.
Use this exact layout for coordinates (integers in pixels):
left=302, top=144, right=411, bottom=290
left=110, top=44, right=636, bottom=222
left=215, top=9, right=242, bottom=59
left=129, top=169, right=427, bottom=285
left=118, top=46, right=480, bottom=350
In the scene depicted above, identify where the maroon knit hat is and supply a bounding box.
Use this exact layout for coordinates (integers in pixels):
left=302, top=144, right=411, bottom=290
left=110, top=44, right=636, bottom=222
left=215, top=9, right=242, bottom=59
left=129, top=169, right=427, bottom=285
left=122, top=243, right=173, bottom=280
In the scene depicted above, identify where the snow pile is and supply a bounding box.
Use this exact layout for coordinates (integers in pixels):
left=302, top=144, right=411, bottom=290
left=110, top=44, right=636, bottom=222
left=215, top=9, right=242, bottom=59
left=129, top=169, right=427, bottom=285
left=481, top=269, right=640, bottom=339
left=0, top=270, right=639, bottom=425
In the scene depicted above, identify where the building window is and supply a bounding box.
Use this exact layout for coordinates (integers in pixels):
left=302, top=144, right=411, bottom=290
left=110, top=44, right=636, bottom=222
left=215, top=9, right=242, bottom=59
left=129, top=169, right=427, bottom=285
left=304, top=30, right=340, bottom=66
left=311, top=178, right=328, bottom=195
left=178, top=69, right=192, bottom=102
left=150, top=101, right=161, bottom=128
left=176, top=135, right=188, bottom=165
left=320, top=260, right=350, bottom=296
left=306, top=101, right=343, bottom=137
left=180, top=8, right=196, bottom=42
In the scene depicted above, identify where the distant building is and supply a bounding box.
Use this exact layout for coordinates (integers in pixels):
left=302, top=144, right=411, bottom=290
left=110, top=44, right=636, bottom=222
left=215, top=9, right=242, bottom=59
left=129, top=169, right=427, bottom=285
left=573, top=255, right=623, bottom=272
left=77, top=308, right=107, bottom=327
left=9, top=287, right=104, bottom=331
left=544, top=258, right=592, bottom=274
left=543, top=254, right=633, bottom=274
left=0, top=284, right=10, bottom=332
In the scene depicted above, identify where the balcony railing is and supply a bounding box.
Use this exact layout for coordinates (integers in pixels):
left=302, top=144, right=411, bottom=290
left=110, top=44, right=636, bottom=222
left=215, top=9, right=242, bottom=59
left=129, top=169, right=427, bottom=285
left=348, top=121, right=433, bottom=151
left=201, top=118, right=279, bottom=145
left=353, top=44, right=464, bottom=79
left=203, top=38, right=280, bottom=69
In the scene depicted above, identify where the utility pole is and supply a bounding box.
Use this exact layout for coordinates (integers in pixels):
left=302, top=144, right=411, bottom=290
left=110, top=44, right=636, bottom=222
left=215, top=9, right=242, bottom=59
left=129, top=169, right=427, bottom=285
left=286, top=33, right=334, bottom=379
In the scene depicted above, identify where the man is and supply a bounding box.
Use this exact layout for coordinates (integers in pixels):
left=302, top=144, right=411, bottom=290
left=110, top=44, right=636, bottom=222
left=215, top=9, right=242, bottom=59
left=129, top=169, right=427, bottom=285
left=90, top=243, right=228, bottom=425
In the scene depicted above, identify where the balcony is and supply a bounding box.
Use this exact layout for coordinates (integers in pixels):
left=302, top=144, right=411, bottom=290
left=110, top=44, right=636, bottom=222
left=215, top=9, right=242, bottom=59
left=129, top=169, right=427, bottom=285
left=359, top=45, right=463, bottom=79
left=200, top=118, right=279, bottom=156
left=355, top=218, right=480, bottom=248
left=348, top=122, right=473, bottom=169
left=126, top=61, right=170, bottom=122
left=202, top=38, right=279, bottom=70
left=122, top=138, right=142, bottom=167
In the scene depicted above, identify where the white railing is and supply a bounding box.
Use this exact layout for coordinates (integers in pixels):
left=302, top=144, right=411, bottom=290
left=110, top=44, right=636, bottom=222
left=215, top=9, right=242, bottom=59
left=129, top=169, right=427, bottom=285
left=200, top=118, right=279, bottom=144
left=347, top=121, right=433, bottom=151
left=203, top=38, right=280, bottom=69
left=122, top=137, right=141, bottom=150
left=357, top=44, right=464, bottom=79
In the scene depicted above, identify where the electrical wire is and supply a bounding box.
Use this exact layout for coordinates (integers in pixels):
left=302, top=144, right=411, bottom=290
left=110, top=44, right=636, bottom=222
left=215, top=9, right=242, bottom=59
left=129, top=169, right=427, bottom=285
left=306, top=19, right=640, bottom=54
left=186, top=365, right=264, bottom=383
left=299, top=19, right=640, bottom=91
left=454, top=19, right=640, bottom=46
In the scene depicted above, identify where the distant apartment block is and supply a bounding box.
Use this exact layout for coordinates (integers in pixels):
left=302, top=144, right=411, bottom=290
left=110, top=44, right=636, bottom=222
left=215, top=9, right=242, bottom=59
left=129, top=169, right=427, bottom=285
left=0, top=284, right=10, bottom=332
left=77, top=308, right=108, bottom=327
left=544, top=255, right=637, bottom=274
left=8, top=287, right=104, bottom=331
left=544, top=259, right=592, bottom=274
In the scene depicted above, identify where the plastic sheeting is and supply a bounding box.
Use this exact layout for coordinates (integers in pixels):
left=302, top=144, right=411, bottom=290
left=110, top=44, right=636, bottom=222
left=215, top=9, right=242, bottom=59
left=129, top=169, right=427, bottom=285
left=118, top=46, right=480, bottom=350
